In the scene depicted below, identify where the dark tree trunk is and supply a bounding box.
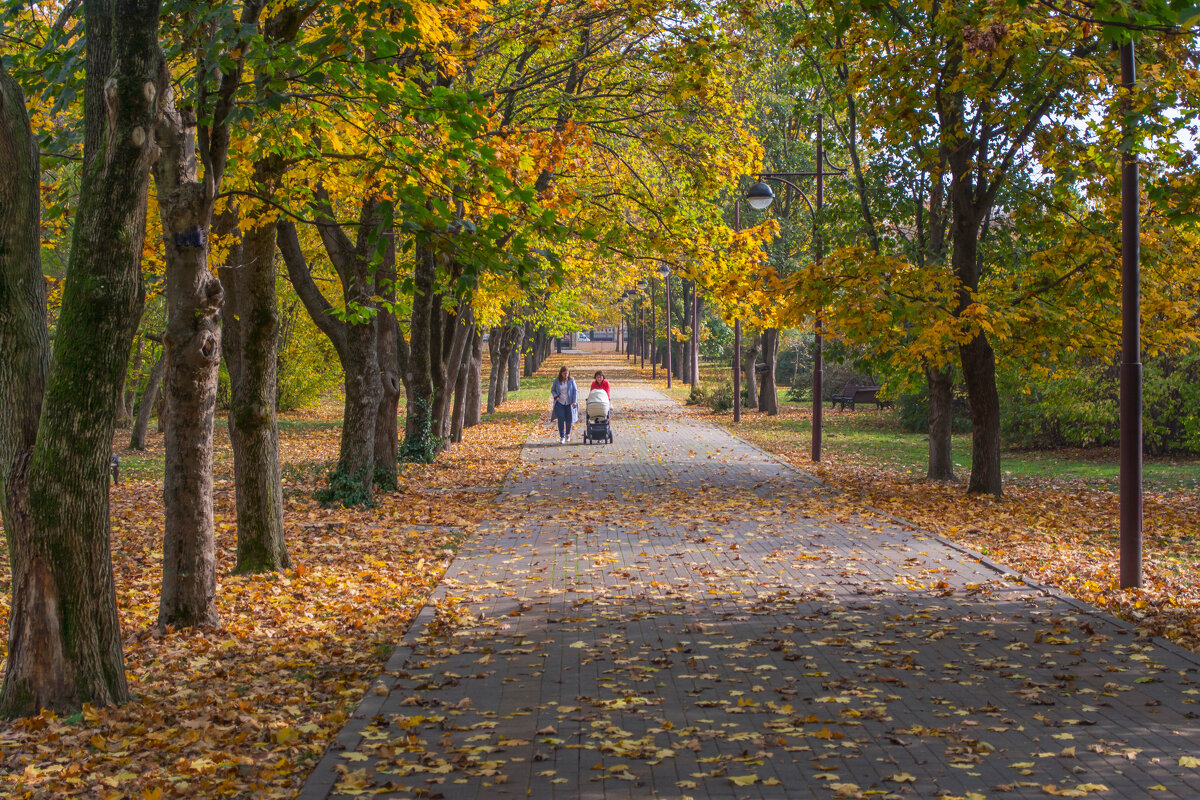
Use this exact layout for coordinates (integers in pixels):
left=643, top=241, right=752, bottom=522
left=402, top=241, right=437, bottom=460
left=507, top=324, right=525, bottom=392
left=0, top=63, right=53, bottom=715
left=464, top=330, right=483, bottom=428
left=432, top=302, right=473, bottom=440
left=220, top=220, right=288, bottom=571
left=523, top=325, right=536, bottom=378
left=129, top=355, right=165, bottom=450
left=926, top=363, right=956, bottom=480
left=375, top=309, right=402, bottom=483
left=281, top=200, right=395, bottom=499
left=115, top=379, right=132, bottom=428
left=1, top=0, right=162, bottom=716
left=742, top=336, right=759, bottom=410
left=960, top=334, right=1001, bottom=495
left=950, top=180, right=1002, bottom=496
left=486, top=326, right=502, bottom=415
left=154, top=91, right=223, bottom=629
left=758, top=328, right=779, bottom=415
left=450, top=330, right=475, bottom=443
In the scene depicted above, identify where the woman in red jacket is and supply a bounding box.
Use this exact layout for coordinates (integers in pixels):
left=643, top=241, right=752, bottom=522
left=590, top=370, right=611, bottom=395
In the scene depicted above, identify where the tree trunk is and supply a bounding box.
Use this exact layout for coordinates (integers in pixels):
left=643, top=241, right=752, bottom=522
left=129, top=356, right=165, bottom=450
left=154, top=91, right=223, bottom=629
left=1, top=0, right=162, bottom=716
left=115, top=379, right=131, bottom=428
left=926, top=363, right=956, bottom=481
left=486, top=326, right=502, bottom=415
left=402, top=241, right=437, bottom=460
left=375, top=309, right=402, bottom=483
left=507, top=324, right=525, bottom=392
left=960, top=334, right=1001, bottom=495
left=465, top=331, right=483, bottom=428
left=450, top=331, right=475, bottom=443
left=523, top=326, right=536, bottom=378
left=742, top=337, right=759, bottom=410
left=950, top=172, right=1002, bottom=496
left=432, top=303, right=473, bottom=440
left=758, top=328, right=779, bottom=415
left=220, top=220, right=288, bottom=571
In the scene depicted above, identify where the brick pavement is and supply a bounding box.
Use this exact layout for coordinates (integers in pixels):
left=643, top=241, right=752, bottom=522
left=301, top=376, right=1200, bottom=800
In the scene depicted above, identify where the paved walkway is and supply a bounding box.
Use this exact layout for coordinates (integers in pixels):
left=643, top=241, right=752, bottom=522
left=302, top=377, right=1200, bottom=799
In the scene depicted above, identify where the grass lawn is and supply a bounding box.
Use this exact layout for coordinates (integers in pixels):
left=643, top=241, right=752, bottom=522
left=639, top=359, right=1200, bottom=493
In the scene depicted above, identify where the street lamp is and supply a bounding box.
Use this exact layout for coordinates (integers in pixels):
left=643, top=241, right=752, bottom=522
left=660, top=265, right=673, bottom=388
left=731, top=114, right=842, bottom=461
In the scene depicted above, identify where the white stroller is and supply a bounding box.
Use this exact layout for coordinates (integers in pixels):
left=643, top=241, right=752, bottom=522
left=582, top=388, right=613, bottom=444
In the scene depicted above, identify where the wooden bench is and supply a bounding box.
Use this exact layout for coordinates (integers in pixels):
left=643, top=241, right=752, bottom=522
left=830, top=383, right=892, bottom=411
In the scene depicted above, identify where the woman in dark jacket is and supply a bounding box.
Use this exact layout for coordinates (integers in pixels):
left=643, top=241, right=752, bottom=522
left=550, top=366, right=578, bottom=444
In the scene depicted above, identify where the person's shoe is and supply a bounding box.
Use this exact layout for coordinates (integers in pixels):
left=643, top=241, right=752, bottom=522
left=559, top=437, right=565, bottom=444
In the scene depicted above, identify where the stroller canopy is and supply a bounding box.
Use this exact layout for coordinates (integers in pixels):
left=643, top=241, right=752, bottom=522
left=586, top=388, right=610, bottom=418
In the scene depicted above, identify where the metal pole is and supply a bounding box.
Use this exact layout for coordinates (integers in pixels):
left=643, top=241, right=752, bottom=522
left=733, top=201, right=742, bottom=422
left=651, top=281, right=657, bottom=379
left=665, top=276, right=673, bottom=388
left=640, top=302, right=645, bottom=369
left=1120, top=42, right=1143, bottom=589
left=812, top=113, right=824, bottom=463
left=691, top=282, right=699, bottom=385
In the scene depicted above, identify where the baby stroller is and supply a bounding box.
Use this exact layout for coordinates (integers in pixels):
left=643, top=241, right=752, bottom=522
left=582, top=388, right=613, bottom=444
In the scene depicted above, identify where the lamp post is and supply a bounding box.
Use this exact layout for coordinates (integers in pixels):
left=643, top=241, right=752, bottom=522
left=733, top=201, right=743, bottom=423
left=1119, top=41, right=1142, bottom=588
left=624, top=289, right=633, bottom=357
left=660, top=265, right=673, bottom=388
left=738, top=113, right=842, bottom=462
left=651, top=278, right=658, bottom=379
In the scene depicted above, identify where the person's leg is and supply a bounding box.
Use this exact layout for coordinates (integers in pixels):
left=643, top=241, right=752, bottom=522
left=564, top=410, right=573, bottom=440
left=555, top=405, right=567, bottom=439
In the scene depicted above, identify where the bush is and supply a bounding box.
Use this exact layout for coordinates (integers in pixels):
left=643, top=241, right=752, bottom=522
left=315, top=467, right=373, bottom=508
left=705, top=382, right=734, bottom=413
left=686, top=386, right=706, bottom=406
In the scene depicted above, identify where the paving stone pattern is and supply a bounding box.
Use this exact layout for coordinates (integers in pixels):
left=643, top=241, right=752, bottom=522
left=302, top=378, right=1200, bottom=800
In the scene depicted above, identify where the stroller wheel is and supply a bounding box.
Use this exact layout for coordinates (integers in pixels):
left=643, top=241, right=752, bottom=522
left=607, top=433, right=613, bottom=444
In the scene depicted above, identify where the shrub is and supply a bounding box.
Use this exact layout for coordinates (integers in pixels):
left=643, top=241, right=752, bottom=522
left=705, top=382, right=734, bottom=413
left=686, top=386, right=706, bottom=406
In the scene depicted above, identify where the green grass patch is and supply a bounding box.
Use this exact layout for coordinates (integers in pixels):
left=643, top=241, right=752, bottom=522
left=739, top=396, right=1200, bottom=493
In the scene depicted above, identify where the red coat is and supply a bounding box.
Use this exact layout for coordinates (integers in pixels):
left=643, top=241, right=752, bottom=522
left=590, top=379, right=611, bottom=394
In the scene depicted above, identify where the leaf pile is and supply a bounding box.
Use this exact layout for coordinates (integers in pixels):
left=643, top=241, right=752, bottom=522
left=0, top=389, right=544, bottom=799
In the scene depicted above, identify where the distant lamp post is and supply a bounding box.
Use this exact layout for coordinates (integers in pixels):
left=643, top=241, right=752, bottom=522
left=746, top=181, right=775, bottom=211
left=731, top=114, right=841, bottom=461
left=660, top=266, right=673, bottom=388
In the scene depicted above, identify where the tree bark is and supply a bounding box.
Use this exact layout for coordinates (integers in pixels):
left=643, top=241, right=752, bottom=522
left=450, top=330, right=475, bottom=443
left=220, top=219, right=288, bottom=571
left=402, top=240, right=437, bottom=460
left=129, top=355, right=165, bottom=450
left=1, top=0, right=162, bottom=716
left=507, top=323, right=525, bottom=392
left=154, top=90, right=223, bottom=629
left=375, top=308, right=402, bottom=483
left=926, top=363, right=956, bottom=481
left=742, top=336, right=759, bottom=410
left=758, top=328, right=779, bottom=415
left=950, top=168, right=1002, bottom=496
left=464, top=330, right=483, bottom=428
left=434, top=306, right=474, bottom=439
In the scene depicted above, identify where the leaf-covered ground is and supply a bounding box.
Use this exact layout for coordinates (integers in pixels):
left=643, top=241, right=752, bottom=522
left=0, top=377, right=547, bottom=799
left=660, top=383, right=1200, bottom=655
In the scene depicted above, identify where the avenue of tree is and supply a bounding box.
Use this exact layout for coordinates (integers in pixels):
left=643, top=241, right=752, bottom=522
left=1, top=0, right=1198, bottom=718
